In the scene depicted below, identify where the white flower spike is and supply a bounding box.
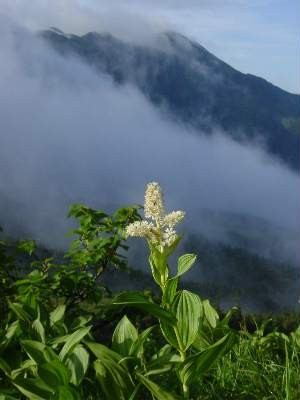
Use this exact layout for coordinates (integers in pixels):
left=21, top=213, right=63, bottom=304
left=144, top=182, right=165, bottom=222
left=126, top=182, right=185, bottom=249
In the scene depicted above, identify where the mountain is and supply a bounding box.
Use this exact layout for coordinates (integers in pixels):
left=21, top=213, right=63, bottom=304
left=41, top=28, right=300, bottom=170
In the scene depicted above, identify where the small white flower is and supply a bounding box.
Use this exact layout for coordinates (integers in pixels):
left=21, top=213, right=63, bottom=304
left=144, top=182, right=165, bottom=223
left=163, top=210, right=185, bottom=228
left=126, top=221, right=159, bottom=243
left=162, top=227, right=178, bottom=247
left=126, top=221, right=153, bottom=237
left=126, top=182, right=185, bottom=249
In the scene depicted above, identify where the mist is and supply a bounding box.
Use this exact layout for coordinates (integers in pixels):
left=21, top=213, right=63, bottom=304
left=0, top=18, right=299, bottom=268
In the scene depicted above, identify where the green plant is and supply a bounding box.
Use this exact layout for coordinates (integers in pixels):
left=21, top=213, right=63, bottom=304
left=0, top=182, right=298, bottom=399
left=110, top=182, right=237, bottom=398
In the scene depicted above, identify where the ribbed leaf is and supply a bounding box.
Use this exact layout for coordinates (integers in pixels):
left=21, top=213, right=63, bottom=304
left=56, top=385, right=81, bottom=400
left=8, top=303, right=31, bottom=323
left=21, top=340, right=58, bottom=365
left=50, top=305, right=66, bottom=327
left=162, top=278, right=178, bottom=305
left=173, top=290, right=202, bottom=351
left=112, top=315, right=138, bottom=357
left=87, top=342, right=135, bottom=396
left=59, top=326, right=91, bottom=361
left=202, top=300, right=219, bottom=328
left=176, top=254, right=197, bottom=277
left=192, top=332, right=211, bottom=352
left=94, top=358, right=133, bottom=400
left=32, top=319, right=45, bottom=343
left=113, top=292, right=176, bottom=325
left=180, top=332, right=237, bottom=385
left=65, top=344, right=89, bottom=386
left=13, top=377, right=54, bottom=400
left=86, top=342, right=122, bottom=363
left=38, top=360, right=70, bottom=387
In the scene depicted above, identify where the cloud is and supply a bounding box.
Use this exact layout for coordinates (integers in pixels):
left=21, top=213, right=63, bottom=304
left=0, top=18, right=299, bottom=270
left=1, top=0, right=298, bottom=92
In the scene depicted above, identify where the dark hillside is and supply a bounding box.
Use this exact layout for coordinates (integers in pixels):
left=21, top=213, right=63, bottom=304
left=42, top=29, right=300, bottom=170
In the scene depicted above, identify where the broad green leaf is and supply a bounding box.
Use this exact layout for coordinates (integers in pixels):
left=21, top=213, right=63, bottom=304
left=192, top=332, right=211, bottom=352
left=173, top=290, right=202, bottom=351
left=162, top=277, right=178, bottom=306
left=38, top=360, right=70, bottom=387
left=113, top=292, right=176, bottom=325
left=112, top=315, right=138, bottom=357
left=0, top=321, right=19, bottom=352
left=180, top=332, right=237, bottom=385
left=148, top=255, right=162, bottom=286
left=88, top=343, right=135, bottom=397
left=4, top=321, right=19, bottom=342
left=94, top=358, right=133, bottom=400
left=49, top=334, right=71, bottom=347
left=65, top=344, right=89, bottom=386
left=13, top=377, right=54, bottom=400
left=202, top=300, right=219, bottom=329
left=8, top=302, right=31, bottom=323
left=176, top=254, right=197, bottom=277
left=149, top=345, right=181, bottom=370
left=32, top=319, right=45, bottom=343
left=50, top=305, right=66, bottom=327
left=137, top=373, right=179, bottom=400
left=21, top=340, right=58, bottom=365
left=59, top=326, right=91, bottom=361
left=86, top=342, right=122, bottom=363
left=56, top=386, right=81, bottom=400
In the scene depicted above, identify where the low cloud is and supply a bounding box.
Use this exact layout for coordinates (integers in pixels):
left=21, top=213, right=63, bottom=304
left=1, top=0, right=299, bottom=92
left=0, top=19, right=299, bottom=267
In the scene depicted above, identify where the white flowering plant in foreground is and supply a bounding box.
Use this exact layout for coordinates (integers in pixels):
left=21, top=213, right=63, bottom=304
left=126, top=182, right=186, bottom=289
left=126, top=182, right=185, bottom=248
left=113, top=182, right=237, bottom=398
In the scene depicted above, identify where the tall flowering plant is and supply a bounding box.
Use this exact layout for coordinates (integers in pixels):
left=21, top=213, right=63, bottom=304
left=126, top=182, right=185, bottom=290
left=113, top=182, right=236, bottom=398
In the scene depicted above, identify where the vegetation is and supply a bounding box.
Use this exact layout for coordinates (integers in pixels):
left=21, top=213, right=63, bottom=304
left=0, top=183, right=299, bottom=399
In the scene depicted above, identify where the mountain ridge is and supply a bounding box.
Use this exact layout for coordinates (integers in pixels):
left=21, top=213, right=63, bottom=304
left=41, top=28, right=300, bottom=170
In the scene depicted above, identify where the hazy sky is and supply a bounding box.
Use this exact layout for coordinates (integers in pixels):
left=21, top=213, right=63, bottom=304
left=0, top=17, right=299, bottom=264
left=2, top=0, right=298, bottom=93
left=0, top=4, right=299, bottom=266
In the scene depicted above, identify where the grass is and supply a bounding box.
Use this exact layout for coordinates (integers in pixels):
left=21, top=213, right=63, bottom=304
left=189, top=334, right=300, bottom=400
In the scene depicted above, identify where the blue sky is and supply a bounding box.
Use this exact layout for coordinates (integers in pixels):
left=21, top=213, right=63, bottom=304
left=3, top=0, right=299, bottom=93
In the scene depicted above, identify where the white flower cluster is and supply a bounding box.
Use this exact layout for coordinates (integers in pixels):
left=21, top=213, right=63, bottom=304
left=126, top=182, right=185, bottom=248
left=162, top=210, right=185, bottom=228
left=144, top=182, right=164, bottom=222
left=125, top=220, right=159, bottom=243
left=162, top=227, right=178, bottom=247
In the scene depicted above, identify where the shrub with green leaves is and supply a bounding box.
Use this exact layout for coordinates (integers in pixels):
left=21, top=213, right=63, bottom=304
left=0, top=182, right=299, bottom=399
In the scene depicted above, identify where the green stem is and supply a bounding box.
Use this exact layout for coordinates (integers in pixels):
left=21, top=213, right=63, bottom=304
left=179, top=350, right=189, bottom=399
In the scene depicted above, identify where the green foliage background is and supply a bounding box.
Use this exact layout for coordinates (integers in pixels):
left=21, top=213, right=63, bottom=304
left=0, top=202, right=299, bottom=399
